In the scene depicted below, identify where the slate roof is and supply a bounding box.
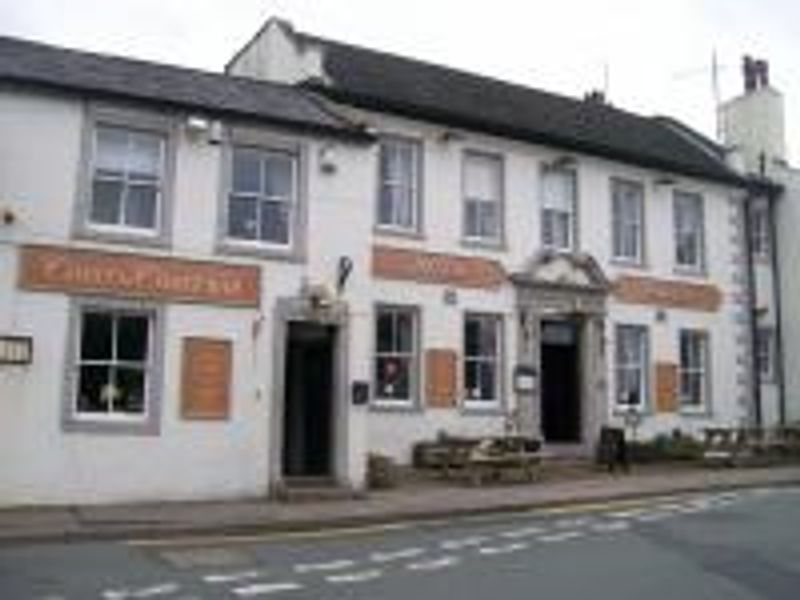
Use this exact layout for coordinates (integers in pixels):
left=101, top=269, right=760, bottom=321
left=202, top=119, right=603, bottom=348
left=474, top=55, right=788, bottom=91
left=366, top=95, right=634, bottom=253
left=299, top=35, right=742, bottom=185
left=0, top=35, right=366, bottom=140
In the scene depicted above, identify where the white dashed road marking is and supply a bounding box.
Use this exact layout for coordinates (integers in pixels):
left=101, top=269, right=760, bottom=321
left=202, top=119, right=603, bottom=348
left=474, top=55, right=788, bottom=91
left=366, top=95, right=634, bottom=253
left=232, top=582, right=303, bottom=596
left=370, top=547, right=426, bottom=563
left=440, top=535, right=489, bottom=550
left=202, top=570, right=264, bottom=584
left=539, top=531, right=584, bottom=543
left=407, top=556, right=461, bottom=571
left=499, top=526, right=545, bottom=539
left=554, top=517, right=591, bottom=528
left=477, top=542, right=529, bottom=555
left=294, top=559, right=356, bottom=573
left=325, top=569, right=383, bottom=584
left=591, top=521, right=631, bottom=533
left=636, top=512, right=673, bottom=523
left=102, top=583, right=180, bottom=599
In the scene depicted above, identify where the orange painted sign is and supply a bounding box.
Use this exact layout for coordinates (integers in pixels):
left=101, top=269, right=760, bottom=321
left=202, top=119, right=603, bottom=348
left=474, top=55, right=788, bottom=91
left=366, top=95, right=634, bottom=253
left=19, top=245, right=260, bottom=307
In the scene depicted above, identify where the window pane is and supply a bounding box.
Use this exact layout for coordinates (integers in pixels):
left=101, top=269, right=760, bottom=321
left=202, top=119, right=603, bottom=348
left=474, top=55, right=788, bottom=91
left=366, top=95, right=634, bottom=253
left=95, top=126, right=129, bottom=172
left=115, top=367, right=146, bottom=414
left=395, top=311, right=414, bottom=352
left=127, top=132, right=162, bottom=177
left=77, top=365, right=111, bottom=413
left=465, top=318, right=481, bottom=357
left=90, top=179, right=124, bottom=224
left=478, top=361, right=497, bottom=400
left=477, top=201, right=499, bottom=238
left=465, top=154, right=500, bottom=200
left=376, top=311, right=394, bottom=353
left=378, top=185, right=396, bottom=225
left=228, top=195, right=258, bottom=240
left=376, top=356, right=410, bottom=399
left=465, top=200, right=480, bottom=237
left=263, top=154, right=294, bottom=198
left=543, top=169, right=574, bottom=211
left=232, top=149, right=262, bottom=193
left=81, top=312, right=113, bottom=361
left=464, top=360, right=480, bottom=399
left=117, top=315, right=149, bottom=362
left=124, top=184, right=157, bottom=228
left=259, top=199, right=290, bottom=244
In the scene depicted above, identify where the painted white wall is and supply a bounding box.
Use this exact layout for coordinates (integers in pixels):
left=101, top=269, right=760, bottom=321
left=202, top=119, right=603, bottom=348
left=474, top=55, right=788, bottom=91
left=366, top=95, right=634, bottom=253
left=720, top=87, right=786, bottom=172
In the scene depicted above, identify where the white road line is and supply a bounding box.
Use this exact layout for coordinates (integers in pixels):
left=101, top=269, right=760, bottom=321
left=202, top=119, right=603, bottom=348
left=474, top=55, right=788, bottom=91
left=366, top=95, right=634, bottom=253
left=554, top=517, right=591, bottom=528
left=607, top=508, right=648, bottom=519
left=635, top=512, right=672, bottom=522
left=591, top=521, right=631, bottom=533
left=370, top=547, right=426, bottom=562
left=293, top=559, right=356, bottom=573
left=499, top=526, right=545, bottom=539
left=407, top=556, right=460, bottom=571
left=102, top=583, right=181, bottom=599
left=440, top=535, right=489, bottom=550
left=538, top=531, right=584, bottom=543
left=477, top=542, right=529, bottom=555
left=232, top=582, right=303, bottom=596
left=325, top=569, right=383, bottom=584
left=202, top=570, right=264, bottom=584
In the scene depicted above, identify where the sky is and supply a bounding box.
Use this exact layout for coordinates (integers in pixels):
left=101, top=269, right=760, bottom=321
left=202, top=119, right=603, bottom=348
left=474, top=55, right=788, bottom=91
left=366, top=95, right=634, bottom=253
left=1, top=0, right=798, bottom=162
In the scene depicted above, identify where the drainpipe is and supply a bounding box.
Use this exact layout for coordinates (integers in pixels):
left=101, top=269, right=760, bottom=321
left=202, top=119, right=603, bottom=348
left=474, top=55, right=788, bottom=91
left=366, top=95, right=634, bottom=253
left=743, top=189, right=762, bottom=427
left=768, top=186, right=788, bottom=424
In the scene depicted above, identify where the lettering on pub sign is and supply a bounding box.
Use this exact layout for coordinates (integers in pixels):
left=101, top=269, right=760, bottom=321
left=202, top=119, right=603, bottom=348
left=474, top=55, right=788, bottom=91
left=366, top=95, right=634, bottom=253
left=18, top=245, right=260, bottom=307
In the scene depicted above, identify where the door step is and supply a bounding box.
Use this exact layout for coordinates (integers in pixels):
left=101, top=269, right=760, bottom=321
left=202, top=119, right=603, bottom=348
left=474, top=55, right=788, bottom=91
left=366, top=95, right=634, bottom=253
left=276, top=478, right=359, bottom=503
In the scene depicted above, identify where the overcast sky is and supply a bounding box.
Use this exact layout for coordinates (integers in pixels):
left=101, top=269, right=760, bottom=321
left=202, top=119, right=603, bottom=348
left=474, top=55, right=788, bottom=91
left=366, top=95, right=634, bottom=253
left=2, top=0, right=798, bottom=161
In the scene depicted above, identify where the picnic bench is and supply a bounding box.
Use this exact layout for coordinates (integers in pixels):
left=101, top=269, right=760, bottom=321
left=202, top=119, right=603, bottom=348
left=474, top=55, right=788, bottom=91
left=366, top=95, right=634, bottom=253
left=435, top=436, right=542, bottom=486
left=702, top=426, right=800, bottom=467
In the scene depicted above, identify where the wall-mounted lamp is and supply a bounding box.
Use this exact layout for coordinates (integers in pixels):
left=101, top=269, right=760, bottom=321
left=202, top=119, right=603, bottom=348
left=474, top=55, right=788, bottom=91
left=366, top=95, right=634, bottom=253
left=184, top=115, right=223, bottom=145
left=319, top=144, right=337, bottom=174
left=1, top=208, right=16, bottom=226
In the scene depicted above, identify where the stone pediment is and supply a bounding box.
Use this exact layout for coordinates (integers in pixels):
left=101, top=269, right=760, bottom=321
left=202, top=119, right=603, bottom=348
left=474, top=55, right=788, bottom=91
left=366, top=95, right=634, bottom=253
left=510, top=251, right=609, bottom=292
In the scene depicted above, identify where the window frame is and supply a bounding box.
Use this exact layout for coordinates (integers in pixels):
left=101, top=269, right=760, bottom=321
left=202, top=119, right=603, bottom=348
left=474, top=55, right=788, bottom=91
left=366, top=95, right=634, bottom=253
left=541, top=165, right=578, bottom=252
left=376, top=135, right=423, bottom=235
left=61, top=298, right=164, bottom=436
left=756, top=326, right=775, bottom=382
left=611, top=177, right=645, bottom=265
left=73, top=104, right=176, bottom=247
left=217, top=127, right=308, bottom=262
left=750, top=202, right=771, bottom=260
left=462, top=312, right=504, bottom=410
left=673, top=190, right=706, bottom=273
left=372, top=304, right=420, bottom=409
left=678, top=329, right=711, bottom=413
left=461, top=150, right=505, bottom=246
left=614, top=324, right=650, bottom=412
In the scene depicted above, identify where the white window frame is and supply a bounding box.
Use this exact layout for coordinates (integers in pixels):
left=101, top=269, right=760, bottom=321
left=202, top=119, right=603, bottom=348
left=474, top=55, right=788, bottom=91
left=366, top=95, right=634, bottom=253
left=679, top=329, right=710, bottom=412
left=756, top=327, right=775, bottom=382
left=376, top=136, right=421, bottom=233
left=611, top=177, right=644, bottom=264
left=462, top=151, right=504, bottom=244
left=88, top=124, right=166, bottom=236
left=373, top=305, right=419, bottom=407
left=225, top=145, right=298, bottom=250
left=614, top=324, right=649, bottom=411
left=463, top=313, right=503, bottom=409
left=673, top=190, right=706, bottom=271
left=541, top=166, right=577, bottom=252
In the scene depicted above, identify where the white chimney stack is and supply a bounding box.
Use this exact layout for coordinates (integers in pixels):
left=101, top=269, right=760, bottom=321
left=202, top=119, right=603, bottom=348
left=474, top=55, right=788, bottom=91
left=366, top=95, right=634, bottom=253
left=719, top=55, right=786, bottom=175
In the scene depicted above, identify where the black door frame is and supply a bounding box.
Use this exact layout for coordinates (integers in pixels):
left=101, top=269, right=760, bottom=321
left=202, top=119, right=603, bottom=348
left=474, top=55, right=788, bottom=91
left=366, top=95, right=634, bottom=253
left=539, top=318, right=583, bottom=443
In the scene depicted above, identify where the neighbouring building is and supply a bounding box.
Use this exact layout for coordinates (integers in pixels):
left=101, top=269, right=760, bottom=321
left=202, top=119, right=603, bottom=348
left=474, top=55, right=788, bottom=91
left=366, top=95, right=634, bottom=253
left=720, top=56, right=798, bottom=426
left=0, top=19, right=770, bottom=506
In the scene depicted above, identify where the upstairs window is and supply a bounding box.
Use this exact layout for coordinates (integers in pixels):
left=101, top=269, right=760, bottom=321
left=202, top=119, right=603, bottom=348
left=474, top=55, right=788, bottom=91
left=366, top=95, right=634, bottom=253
left=611, top=178, right=644, bottom=263
left=374, top=306, right=418, bottom=405
left=756, top=327, right=775, bottom=381
left=464, top=313, right=502, bottom=406
left=75, top=309, right=152, bottom=418
left=463, top=152, right=503, bottom=243
left=674, top=191, right=705, bottom=270
left=750, top=203, right=771, bottom=259
left=377, top=137, right=421, bottom=232
left=228, top=147, right=296, bottom=246
left=541, top=167, right=576, bottom=251
left=90, top=125, right=164, bottom=231
left=679, top=330, right=710, bottom=410
left=615, top=324, right=649, bottom=409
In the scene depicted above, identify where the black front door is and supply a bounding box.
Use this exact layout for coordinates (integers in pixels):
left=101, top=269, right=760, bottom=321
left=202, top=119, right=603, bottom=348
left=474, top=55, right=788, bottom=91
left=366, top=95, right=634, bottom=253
left=282, top=322, right=335, bottom=477
left=540, top=320, right=581, bottom=443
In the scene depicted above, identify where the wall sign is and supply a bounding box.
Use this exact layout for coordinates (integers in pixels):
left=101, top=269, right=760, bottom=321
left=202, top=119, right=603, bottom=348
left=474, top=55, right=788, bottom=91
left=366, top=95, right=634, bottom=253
left=181, top=337, right=232, bottom=420
left=0, top=336, right=33, bottom=365
left=351, top=380, right=370, bottom=406
left=513, top=364, right=537, bottom=393
left=19, top=245, right=260, bottom=307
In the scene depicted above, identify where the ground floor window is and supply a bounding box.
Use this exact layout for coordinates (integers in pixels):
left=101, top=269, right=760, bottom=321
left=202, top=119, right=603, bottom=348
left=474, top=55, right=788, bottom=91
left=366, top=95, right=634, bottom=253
left=74, top=307, right=153, bottom=418
left=679, top=329, right=709, bottom=410
left=374, top=305, right=418, bottom=405
left=756, top=327, right=775, bottom=382
left=615, top=324, right=649, bottom=409
left=464, top=313, right=502, bottom=406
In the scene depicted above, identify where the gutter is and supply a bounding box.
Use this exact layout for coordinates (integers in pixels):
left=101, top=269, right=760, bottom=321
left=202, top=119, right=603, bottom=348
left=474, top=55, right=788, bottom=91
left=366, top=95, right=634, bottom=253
left=768, top=187, right=788, bottom=424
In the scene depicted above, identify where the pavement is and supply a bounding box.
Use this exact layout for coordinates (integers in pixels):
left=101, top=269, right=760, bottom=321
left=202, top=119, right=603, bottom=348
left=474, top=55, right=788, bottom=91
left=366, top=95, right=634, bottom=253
left=1, top=464, right=799, bottom=545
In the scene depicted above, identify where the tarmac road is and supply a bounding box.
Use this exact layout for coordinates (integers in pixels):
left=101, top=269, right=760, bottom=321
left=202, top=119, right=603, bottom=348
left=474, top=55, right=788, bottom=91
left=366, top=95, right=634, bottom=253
left=1, top=486, right=799, bottom=599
